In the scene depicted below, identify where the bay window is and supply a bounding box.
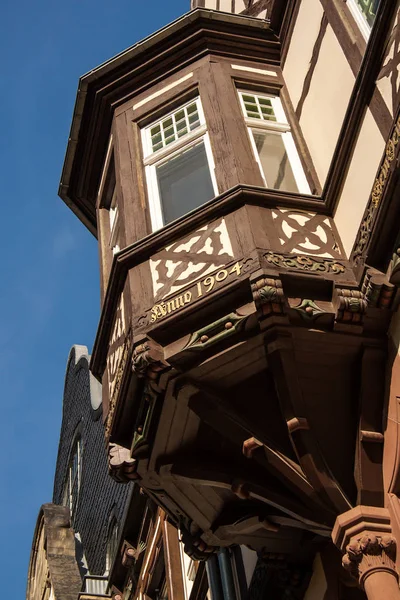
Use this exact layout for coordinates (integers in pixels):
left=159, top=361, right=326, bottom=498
left=238, top=91, right=311, bottom=195
left=142, top=98, right=217, bottom=231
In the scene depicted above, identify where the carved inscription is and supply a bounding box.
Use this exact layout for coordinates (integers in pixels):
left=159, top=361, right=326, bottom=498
left=151, top=262, right=242, bottom=322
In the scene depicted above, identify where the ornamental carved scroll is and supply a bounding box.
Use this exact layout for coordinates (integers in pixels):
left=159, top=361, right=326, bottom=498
left=352, top=112, right=400, bottom=268
left=264, top=252, right=346, bottom=275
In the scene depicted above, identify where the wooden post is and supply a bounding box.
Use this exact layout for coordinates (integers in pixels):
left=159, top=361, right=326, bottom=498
left=162, top=517, right=186, bottom=600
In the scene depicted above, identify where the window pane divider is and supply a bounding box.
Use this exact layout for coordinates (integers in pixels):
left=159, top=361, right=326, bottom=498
left=143, top=124, right=207, bottom=167
left=244, top=118, right=290, bottom=133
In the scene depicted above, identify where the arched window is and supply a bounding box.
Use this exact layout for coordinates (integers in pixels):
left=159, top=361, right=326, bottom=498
left=63, top=436, right=82, bottom=520
left=106, top=517, right=119, bottom=573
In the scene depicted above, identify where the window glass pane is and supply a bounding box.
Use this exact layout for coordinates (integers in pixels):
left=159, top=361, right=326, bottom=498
left=156, top=141, right=214, bottom=224
left=241, top=93, right=277, bottom=122
left=253, top=130, right=299, bottom=193
left=354, top=0, right=380, bottom=27
left=149, top=101, right=201, bottom=153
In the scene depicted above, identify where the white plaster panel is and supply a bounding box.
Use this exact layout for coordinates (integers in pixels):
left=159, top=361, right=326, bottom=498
left=304, top=554, right=327, bottom=600
left=240, top=546, right=258, bottom=587
left=334, top=108, right=385, bottom=257
left=234, top=0, right=246, bottom=13
left=299, top=24, right=355, bottom=185
left=283, top=0, right=324, bottom=109
left=219, top=0, right=232, bottom=11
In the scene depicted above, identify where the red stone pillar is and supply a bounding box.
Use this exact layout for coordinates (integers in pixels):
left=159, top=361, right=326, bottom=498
left=332, top=506, right=400, bottom=600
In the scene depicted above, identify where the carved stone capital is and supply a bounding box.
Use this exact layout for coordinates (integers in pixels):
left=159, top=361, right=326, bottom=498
left=342, top=533, right=397, bottom=585
left=332, top=506, right=399, bottom=591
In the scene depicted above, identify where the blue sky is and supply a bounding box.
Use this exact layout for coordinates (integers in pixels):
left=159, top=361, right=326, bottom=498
left=0, top=0, right=188, bottom=594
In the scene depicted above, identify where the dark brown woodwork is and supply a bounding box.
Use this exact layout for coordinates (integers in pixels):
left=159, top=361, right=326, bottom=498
left=266, top=331, right=353, bottom=514
left=198, top=61, right=264, bottom=190
left=323, top=0, right=399, bottom=213
left=97, top=207, right=113, bottom=303
left=241, top=0, right=271, bottom=18
left=90, top=185, right=329, bottom=379
left=189, top=562, right=208, bottom=600
left=280, top=86, right=322, bottom=195
left=162, top=520, right=185, bottom=600
left=354, top=345, right=386, bottom=507
left=113, top=114, right=150, bottom=246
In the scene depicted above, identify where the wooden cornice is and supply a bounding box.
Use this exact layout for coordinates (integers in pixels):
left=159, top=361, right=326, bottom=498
left=89, top=184, right=324, bottom=379
left=59, top=9, right=278, bottom=237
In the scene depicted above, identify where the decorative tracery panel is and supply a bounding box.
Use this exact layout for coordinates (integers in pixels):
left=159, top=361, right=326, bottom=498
left=150, top=219, right=234, bottom=301
left=271, top=209, right=343, bottom=258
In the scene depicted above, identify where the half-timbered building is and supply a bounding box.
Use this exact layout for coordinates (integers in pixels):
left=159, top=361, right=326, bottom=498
left=26, top=346, right=201, bottom=600
left=57, top=0, right=400, bottom=598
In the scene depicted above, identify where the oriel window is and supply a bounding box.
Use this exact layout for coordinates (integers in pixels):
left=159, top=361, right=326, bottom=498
left=238, top=91, right=310, bottom=195
left=142, top=98, right=218, bottom=231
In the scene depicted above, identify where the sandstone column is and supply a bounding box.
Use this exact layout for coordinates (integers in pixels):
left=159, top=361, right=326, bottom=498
left=332, top=506, right=400, bottom=599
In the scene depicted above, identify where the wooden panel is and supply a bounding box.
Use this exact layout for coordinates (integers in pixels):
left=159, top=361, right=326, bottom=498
left=114, top=113, right=150, bottom=247
left=97, top=207, right=113, bottom=303
left=198, top=61, right=264, bottom=192
left=162, top=520, right=185, bottom=600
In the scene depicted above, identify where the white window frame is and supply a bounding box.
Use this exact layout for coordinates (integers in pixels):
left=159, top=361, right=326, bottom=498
left=141, top=97, right=218, bottom=232
left=346, top=0, right=375, bottom=40
left=238, top=91, right=311, bottom=195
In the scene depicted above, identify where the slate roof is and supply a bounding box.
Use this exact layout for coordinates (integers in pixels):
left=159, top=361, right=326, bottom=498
left=52, top=345, right=133, bottom=575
